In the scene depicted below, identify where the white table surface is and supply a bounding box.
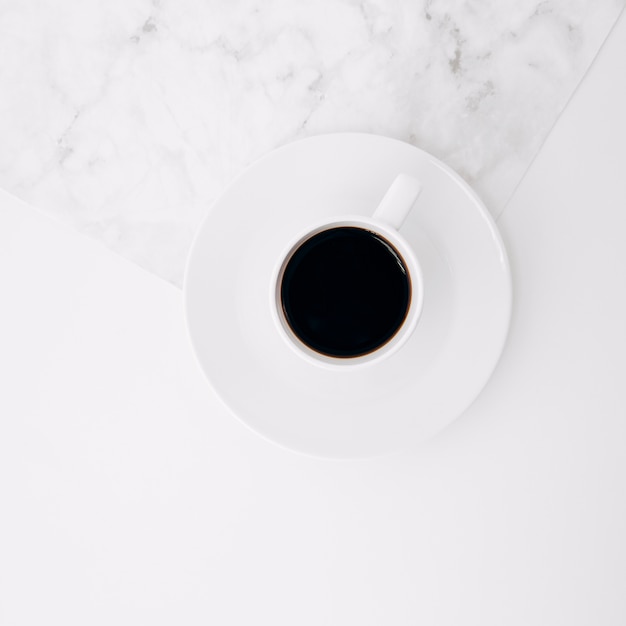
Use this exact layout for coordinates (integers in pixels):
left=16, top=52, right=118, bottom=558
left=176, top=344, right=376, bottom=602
left=1, top=11, right=625, bottom=626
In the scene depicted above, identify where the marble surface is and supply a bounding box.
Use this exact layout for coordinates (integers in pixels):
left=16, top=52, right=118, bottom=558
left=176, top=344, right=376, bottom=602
left=0, top=0, right=623, bottom=285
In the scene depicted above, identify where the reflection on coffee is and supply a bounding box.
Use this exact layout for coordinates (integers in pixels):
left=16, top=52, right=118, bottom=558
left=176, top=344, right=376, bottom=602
left=281, top=227, right=411, bottom=358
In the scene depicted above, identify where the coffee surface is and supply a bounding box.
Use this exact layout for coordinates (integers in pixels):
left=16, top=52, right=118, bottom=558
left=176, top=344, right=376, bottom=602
left=281, top=226, right=410, bottom=358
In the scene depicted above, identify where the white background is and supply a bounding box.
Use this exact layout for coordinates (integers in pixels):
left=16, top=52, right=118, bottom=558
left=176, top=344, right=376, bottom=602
left=1, top=12, right=625, bottom=626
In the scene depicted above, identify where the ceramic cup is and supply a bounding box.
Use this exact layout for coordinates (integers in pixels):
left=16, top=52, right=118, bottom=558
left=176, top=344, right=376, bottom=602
left=271, top=174, right=424, bottom=369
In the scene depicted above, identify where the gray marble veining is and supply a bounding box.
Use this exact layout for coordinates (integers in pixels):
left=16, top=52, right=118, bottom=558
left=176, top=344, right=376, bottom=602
left=0, top=0, right=622, bottom=285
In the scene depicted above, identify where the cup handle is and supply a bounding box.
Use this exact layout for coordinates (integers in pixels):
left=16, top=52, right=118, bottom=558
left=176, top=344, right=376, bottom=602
left=372, top=173, right=422, bottom=230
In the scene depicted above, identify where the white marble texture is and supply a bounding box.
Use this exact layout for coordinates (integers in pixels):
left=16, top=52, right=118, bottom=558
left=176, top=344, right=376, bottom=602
left=0, top=0, right=622, bottom=285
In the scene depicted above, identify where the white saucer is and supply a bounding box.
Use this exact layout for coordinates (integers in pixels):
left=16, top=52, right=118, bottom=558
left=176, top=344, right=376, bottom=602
left=184, top=133, right=511, bottom=458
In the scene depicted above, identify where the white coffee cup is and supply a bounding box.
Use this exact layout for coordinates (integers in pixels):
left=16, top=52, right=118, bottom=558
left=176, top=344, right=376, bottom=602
left=270, top=174, right=424, bottom=369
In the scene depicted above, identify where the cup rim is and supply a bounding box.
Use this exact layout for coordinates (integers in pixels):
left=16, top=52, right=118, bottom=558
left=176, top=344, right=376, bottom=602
left=269, top=215, right=424, bottom=370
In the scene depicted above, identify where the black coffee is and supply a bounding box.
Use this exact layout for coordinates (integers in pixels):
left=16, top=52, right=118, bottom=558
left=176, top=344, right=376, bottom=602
left=280, top=226, right=411, bottom=358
